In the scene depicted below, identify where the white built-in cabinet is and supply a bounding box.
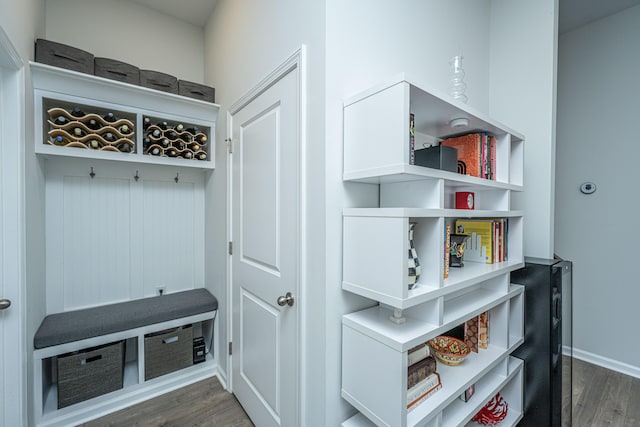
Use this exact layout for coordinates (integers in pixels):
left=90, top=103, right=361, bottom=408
left=341, top=75, right=526, bottom=427
left=30, top=63, right=220, bottom=426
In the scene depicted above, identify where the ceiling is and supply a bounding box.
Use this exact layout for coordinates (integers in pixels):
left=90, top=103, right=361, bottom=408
left=559, top=0, right=640, bottom=33
left=126, top=0, right=640, bottom=34
left=128, top=0, right=218, bottom=27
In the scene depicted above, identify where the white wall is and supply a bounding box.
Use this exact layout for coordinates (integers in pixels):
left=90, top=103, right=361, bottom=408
left=45, top=0, right=205, bottom=83
left=489, top=0, right=558, bottom=259
left=0, top=2, right=47, bottom=425
left=556, top=5, right=640, bottom=376
left=202, top=1, right=327, bottom=424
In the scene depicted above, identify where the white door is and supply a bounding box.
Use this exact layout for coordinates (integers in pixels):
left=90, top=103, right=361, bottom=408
left=0, top=27, right=25, bottom=427
left=230, top=54, right=302, bottom=427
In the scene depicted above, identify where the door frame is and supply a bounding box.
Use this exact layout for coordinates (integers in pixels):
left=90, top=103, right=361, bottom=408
left=226, top=46, right=307, bottom=424
left=0, top=25, right=26, bottom=426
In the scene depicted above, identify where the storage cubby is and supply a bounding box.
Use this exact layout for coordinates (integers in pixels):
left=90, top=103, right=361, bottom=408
left=341, top=75, right=526, bottom=427
left=142, top=115, right=210, bottom=161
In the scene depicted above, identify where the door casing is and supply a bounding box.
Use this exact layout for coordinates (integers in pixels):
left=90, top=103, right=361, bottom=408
left=226, top=46, right=307, bottom=426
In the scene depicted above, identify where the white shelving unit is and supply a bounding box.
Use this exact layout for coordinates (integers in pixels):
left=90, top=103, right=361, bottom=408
left=31, top=62, right=219, bottom=170
left=341, top=74, right=525, bottom=427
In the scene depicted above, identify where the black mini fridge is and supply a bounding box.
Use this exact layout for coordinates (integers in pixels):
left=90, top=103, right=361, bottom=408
left=511, top=256, right=572, bottom=427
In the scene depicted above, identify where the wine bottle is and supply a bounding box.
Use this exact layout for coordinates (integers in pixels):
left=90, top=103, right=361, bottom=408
left=143, top=137, right=152, bottom=149
left=87, top=139, right=102, bottom=149
left=157, top=121, right=169, bottom=130
left=180, top=133, right=193, bottom=143
left=183, top=151, right=193, bottom=159
left=70, top=107, right=85, bottom=117
left=119, top=142, right=131, bottom=153
left=175, top=123, right=184, bottom=132
left=185, top=127, right=199, bottom=135
left=197, top=152, right=207, bottom=160
left=174, top=140, right=185, bottom=151
left=103, top=132, right=116, bottom=142
left=150, top=129, right=162, bottom=138
left=53, top=115, right=68, bottom=126
left=72, top=127, right=86, bottom=138
left=166, top=130, right=178, bottom=139
left=87, top=119, right=101, bottom=130
left=143, top=117, right=151, bottom=130
left=52, top=135, right=69, bottom=145
left=148, top=146, right=161, bottom=156
left=103, top=112, right=117, bottom=123
left=160, top=138, right=170, bottom=148
left=166, top=148, right=178, bottom=157
left=118, top=124, right=131, bottom=134
left=191, top=143, right=201, bottom=152
left=196, top=134, right=208, bottom=144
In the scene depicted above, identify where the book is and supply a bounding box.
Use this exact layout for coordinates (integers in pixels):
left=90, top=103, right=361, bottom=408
left=479, top=311, right=489, bottom=349
left=455, top=219, right=494, bottom=264
left=407, top=372, right=442, bottom=410
left=444, top=223, right=451, bottom=278
left=409, top=113, right=415, bottom=165
left=407, top=355, right=437, bottom=389
left=441, top=133, right=482, bottom=178
left=464, top=316, right=479, bottom=352
left=489, top=135, right=497, bottom=180
left=408, top=342, right=430, bottom=366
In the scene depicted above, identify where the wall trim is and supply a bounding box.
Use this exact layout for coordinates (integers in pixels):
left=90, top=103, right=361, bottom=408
left=571, top=346, right=640, bottom=379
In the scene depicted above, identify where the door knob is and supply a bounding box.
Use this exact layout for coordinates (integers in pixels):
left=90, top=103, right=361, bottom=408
left=0, top=299, right=11, bottom=310
left=277, top=292, right=294, bottom=307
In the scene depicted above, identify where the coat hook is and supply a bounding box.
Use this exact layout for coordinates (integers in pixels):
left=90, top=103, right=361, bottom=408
left=90, top=167, right=95, bottom=179
left=134, top=170, right=140, bottom=181
left=174, top=172, right=179, bottom=183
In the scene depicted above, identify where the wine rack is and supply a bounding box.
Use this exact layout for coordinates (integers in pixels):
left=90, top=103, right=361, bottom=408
left=143, top=116, right=209, bottom=161
left=45, top=100, right=136, bottom=153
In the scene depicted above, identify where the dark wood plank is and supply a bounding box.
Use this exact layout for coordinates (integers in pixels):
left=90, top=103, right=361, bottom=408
left=623, top=376, right=640, bottom=427
left=591, top=369, right=632, bottom=426
left=81, top=376, right=253, bottom=427
left=572, top=358, right=610, bottom=426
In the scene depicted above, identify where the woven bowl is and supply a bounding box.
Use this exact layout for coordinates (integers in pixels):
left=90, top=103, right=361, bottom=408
left=428, top=336, right=471, bottom=366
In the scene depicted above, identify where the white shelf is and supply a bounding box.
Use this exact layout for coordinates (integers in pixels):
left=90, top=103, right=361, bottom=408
left=343, top=285, right=523, bottom=353
left=344, top=208, right=524, bottom=218
left=344, top=164, right=523, bottom=190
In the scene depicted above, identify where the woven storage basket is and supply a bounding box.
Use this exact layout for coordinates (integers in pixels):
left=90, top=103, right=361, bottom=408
left=57, top=340, right=124, bottom=408
left=144, top=324, right=193, bottom=380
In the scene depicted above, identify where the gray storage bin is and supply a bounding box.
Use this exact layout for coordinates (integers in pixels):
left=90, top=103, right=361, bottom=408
left=139, top=70, right=178, bottom=94
left=144, top=325, right=193, bottom=380
left=35, top=39, right=94, bottom=75
left=94, top=57, right=140, bottom=85
left=57, top=340, right=124, bottom=408
left=178, top=80, right=215, bottom=103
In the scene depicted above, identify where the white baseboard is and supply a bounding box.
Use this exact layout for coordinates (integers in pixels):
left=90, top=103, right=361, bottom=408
left=569, top=347, right=640, bottom=379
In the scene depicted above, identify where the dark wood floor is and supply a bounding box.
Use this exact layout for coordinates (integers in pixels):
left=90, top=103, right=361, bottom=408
left=82, top=358, right=640, bottom=427
left=80, top=377, right=254, bottom=427
left=571, top=358, right=640, bottom=427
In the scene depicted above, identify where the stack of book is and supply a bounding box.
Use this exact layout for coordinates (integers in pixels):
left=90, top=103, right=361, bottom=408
left=441, top=132, right=496, bottom=180
left=406, top=343, right=441, bottom=410
left=454, top=218, right=508, bottom=264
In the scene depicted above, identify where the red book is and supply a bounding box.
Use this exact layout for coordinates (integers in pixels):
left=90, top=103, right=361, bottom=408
left=441, top=133, right=482, bottom=178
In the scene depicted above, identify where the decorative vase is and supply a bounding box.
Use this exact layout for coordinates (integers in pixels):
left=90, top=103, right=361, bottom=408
left=408, top=222, right=421, bottom=289
left=448, top=55, right=468, bottom=104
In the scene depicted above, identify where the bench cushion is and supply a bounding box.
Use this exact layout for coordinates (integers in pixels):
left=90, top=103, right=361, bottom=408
left=34, top=289, right=218, bottom=349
